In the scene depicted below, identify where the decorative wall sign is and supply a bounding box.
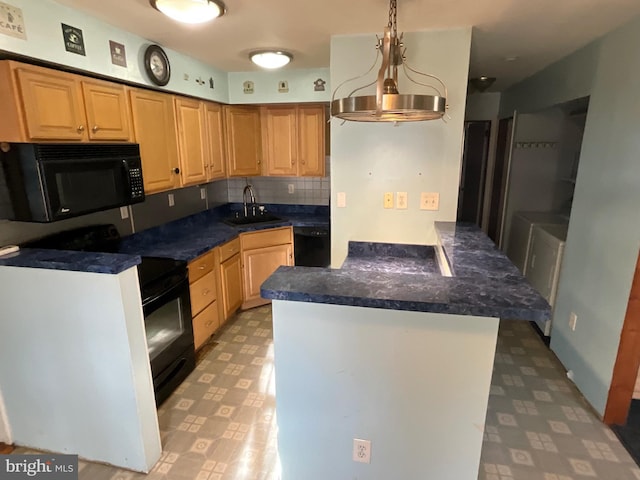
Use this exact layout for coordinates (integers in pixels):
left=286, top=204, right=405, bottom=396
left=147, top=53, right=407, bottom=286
left=0, top=2, right=26, bottom=40
left=109, top=40, right=126, bottom=67
left=314, top=78, right=326, bottom=92
left=243, top=81, right=254, bottom=94
left=196, top=77, right=205, bottom=86
left=209, top=77, right=214, bottom=89
left=61, top=23, right=85, bottom=56
left=278, top=80, right=289, bottom=93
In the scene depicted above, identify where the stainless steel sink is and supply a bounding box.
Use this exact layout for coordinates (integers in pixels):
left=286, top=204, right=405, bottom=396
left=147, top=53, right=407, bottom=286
left=223, top=213, right=284, bottom=226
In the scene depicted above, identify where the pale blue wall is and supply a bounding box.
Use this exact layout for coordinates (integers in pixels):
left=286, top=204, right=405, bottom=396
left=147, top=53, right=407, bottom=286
left=501, top=15, right=640, bottom=415
left=330, top=29, right=471, bottom=264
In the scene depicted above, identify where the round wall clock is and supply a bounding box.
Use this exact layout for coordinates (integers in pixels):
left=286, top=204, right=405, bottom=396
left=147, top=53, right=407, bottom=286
left=143, top=44, right=171, bottom=86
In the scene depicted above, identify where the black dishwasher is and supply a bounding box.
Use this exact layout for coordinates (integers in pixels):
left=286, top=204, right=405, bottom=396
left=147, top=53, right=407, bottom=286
left=293, top=226, right=331, bottom=267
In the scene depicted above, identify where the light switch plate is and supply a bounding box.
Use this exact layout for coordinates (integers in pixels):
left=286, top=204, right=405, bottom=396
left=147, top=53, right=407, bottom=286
left=420, top=192, right=439, bottom=210
left=337, top=192, right=346, bottom=208
left=383, top=192, right=393, bottom=209
left=396, top=192, right=408, bottom=209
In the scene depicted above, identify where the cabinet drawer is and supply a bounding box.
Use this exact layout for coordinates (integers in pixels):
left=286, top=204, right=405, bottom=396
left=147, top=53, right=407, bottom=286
left=188, top=250, right=215, bottom=283
left=240, top=227, right=292, bottom=251
left=190, top=270, right=217, bottom=315
left=219, top=238, right=240, bottom=262
left=193, top=301, right=219, bottom=350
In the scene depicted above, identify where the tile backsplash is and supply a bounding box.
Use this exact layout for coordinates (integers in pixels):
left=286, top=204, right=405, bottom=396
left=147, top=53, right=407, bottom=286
left=227, top=156, right=331, bottom=206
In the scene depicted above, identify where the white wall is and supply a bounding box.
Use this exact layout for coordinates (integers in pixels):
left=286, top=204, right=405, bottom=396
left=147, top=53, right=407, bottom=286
left=0, top=266, right=161, bottom=471
left=272, top=300, right=499, bottom=480
left=0, top=388, right=10, bottom=444
left=330, top=29, right=471, bottom=265
left=500, top=14, right=640, bottom=415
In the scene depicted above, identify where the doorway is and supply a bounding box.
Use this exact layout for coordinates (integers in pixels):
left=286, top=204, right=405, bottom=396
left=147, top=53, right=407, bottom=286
left=457, top=120, right=490, bottom=225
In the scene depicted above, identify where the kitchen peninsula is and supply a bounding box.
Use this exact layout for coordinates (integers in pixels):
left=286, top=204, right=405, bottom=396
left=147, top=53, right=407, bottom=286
left=261, top=221, right=550, bottom=480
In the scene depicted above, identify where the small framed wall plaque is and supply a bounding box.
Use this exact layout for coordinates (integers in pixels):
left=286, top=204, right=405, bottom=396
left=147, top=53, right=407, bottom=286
left=109, top=40, right=127, bottom=67
left=61, top=23, right=85, bottom=56
left=0, top=2, right=27, bottom=40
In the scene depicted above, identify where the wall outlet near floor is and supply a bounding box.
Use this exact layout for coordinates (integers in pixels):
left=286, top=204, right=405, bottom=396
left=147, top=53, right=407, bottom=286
left=353, top=438, right=371, bottom=464
left=420, top=192, right=439, bottom=210
left=569, top=312, right=577, bottom=331
left=168, top=193, right=175, bottom=207
left=288, top=184, right=295, bottom=194
left=383, top=192, right=394, bottom=209
left=396, top=192, right=408, bottom=209
left=337, top=192, right=346, bottom=208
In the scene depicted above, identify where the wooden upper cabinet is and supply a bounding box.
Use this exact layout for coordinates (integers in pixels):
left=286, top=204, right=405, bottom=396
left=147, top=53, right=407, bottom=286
left=262, top=104, right=325, bottom=177
left=175, top=96, right=208, bottom=186
left=14, top=66, right=87, bottom=141
left=81, top=79, right=132, bottom=141
left=263, top=106, right=298, bottom=176
left=224, top=105, right=262, bottom=177
left=129, top=88, right=181, bottom=193
left=298, top=105, right=326, bottom=176
left=204, top=102, right=227, bottom=180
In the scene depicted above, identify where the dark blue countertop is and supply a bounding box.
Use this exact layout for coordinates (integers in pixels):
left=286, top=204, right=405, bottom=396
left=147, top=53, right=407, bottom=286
left=261, top=222, right=551, bottom=321
left=0, top=204, right=328, bottom=273
left=342, top=242, right=440, bottom=275
left=0, top=248, right=141, bottom=274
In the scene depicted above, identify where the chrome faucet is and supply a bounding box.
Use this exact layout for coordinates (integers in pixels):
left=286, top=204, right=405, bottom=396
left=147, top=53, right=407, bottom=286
left=242, top=183, right=257, bottom=217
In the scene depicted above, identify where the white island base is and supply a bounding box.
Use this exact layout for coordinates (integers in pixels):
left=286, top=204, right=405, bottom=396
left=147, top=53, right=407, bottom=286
left=272, top=300, right=499, bottom=480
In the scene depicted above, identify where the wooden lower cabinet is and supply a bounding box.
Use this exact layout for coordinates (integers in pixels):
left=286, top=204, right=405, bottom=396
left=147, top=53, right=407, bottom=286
left=220, top=252, right=243, bottom=320
left=192, top=301, right=220, bottom=350
left=240, top=227, right=294, bottom=310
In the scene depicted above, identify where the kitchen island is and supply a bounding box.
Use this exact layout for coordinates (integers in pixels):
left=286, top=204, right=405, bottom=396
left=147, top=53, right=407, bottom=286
left=261, top=222, right=550, bottom=480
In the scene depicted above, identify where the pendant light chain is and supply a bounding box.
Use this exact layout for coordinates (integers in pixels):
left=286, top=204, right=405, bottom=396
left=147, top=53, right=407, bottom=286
left=388, top=0, right=398, bottom=39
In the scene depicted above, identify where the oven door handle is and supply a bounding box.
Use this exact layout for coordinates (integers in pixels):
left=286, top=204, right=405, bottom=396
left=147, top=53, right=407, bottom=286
left=142, top=275, right=189, bottom=313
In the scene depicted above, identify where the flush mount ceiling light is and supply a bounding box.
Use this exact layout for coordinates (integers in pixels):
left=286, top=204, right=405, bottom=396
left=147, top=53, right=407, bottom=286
left=331, top=0, right=447, bottom=122
left=250, top=50, right=293, bottom=69
left=469, top=76, right=496, bottom=93
left=150, top=0, right=226, bottom=24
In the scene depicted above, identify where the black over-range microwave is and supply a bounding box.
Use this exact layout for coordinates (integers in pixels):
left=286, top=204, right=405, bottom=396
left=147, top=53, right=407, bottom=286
left=0, top=142, right=145, bottom=222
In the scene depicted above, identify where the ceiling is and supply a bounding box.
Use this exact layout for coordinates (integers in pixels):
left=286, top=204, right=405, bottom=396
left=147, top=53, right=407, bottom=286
left=54, top=0, right=640, bottom=91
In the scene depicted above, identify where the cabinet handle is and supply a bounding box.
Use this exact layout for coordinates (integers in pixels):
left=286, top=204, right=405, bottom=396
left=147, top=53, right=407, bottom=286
left=203, top=289, right=210, bottom=296
left=91, top=125, right=99, bottom=133
left=198, top=265, right=207, bottom=270
left=205, top=321, right=213, bottom=327
left=173, top=167, right=180, bottom=174
left=301, top=160, right=306, bottom=165
left=257, top=160, right=261, bottom=165
left=77, top=125, right=85, bottom=133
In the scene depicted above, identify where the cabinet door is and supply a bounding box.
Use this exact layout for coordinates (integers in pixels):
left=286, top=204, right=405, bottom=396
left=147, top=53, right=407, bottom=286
left=204, top=102, right=227, bottom=180
left=224, top=106, right=262, bottom=177
left=525, top=233, right=558, bottom=303
left=220, top=253, right=243, bottom=320
left=15, top=67, right=87, bottom=141
left=175, top=97, right=208, bottom=186
left=81, top=80, right=132, bottom=141
left=242, top=243, right=293, bottom=308
left=263, top=106, right=298, bottom=176
left=129, top=88, right=180, bottom=193
left=298, top=105, right=326, bottom=176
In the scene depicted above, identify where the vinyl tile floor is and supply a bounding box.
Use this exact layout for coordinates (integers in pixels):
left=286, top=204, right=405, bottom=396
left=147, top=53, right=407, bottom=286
left=14, top=306, right=640, bottom=479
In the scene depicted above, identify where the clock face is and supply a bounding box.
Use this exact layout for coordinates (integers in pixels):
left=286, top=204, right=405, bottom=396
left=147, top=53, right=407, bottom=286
left=144, top=45, right=171, bottom=86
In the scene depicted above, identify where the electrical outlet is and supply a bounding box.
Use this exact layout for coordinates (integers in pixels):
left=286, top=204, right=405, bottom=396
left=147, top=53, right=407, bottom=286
left=168, top=193, right=175, bottom=207
left=353, top=438, right=371, bottom=464
left=569, top=312, right=577, bottom=331
left=420, top=192, right=439, bottom=210
left=337, top=192, right=346, bottom=208
left=119, top=206, right=129, bottom=220
left=396, top=192, right=408, bottom=209
left=383, top=192, right=394, bottom=209
left=200, top=187, right=206, bottom=200
left=288, top=184, right=295, bottom=194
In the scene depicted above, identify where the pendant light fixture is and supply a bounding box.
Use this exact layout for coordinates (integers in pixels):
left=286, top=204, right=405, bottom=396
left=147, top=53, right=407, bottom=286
left=150, top=0, right=226, bottom=24
left=331, top=0, right=447, bottom=122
